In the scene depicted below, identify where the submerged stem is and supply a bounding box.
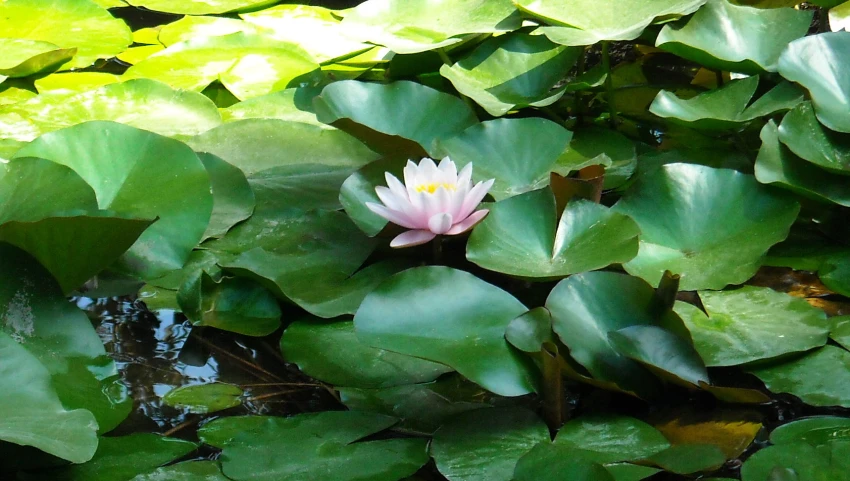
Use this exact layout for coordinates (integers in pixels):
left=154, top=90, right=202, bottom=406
left=601, top=41, right=619, bottom=128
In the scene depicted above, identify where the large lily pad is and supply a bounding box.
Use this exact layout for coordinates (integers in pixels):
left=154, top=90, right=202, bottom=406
left=771, top=416, right=850, bottom=447
left=129, top=462, right=230, bottom=481
left=755, top=121, right=850, bottom=207
left=656, top=0, right=812, bottom=73
left=430, top=408, right=549, bottom=481
left=157, top=16, right=264, bottom=47
left=281, top=317, right=451, bottom=388
left=747, top=346, right=850, bottom=407
left=220, top=87, right=325, bottom=126
left=553, top=415, right=671, bottom=463
left=199, top=153, right=255, bottom=241
left=178, top=274, right=281, bottom=336
left=673, top=287, right=829, bottom=367
left=517, top=0, right=707, bottom=46
left=0, top=39, right=76, bottom=78
left=741, top=441, right=850, bottom=481
left=466, top=189, right=640, bottom=278
left=512, top=444, right=619, bottom=481
left=439, top=33, right=581, bottom=116
left=125, top=0, right=277, bottom=15
left=125, top=33, right=321, bottom=100
left=339, top=0, right=521, bottom=54
left=432, top=118, right=573, bottom=200
left=556, top=127, right=637, bottom=189
left=612, top=163, right=800, bottom=290
left=778, top=102, right=850, bottom=174
left=14, top=121, right=214, bottom=280
left=313, top=80, right=478, bottom=155
left=0, top=0, right=131, bottom=69
left=777, top=32, right=850, bottom=133
left=205, top=412, right=429, bottom=481
left=545, top=271, right=690, bottom=397
left=609, top=325, right=709, bottom=387
left=339, top=157, right=408, bottom=236
left=33, top=72, right=120, bottom=94
left=354, top=266, right=536, bottom=396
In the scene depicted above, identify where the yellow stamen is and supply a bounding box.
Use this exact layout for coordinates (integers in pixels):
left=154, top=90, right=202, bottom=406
left=415, top=182, right=456, bottom=194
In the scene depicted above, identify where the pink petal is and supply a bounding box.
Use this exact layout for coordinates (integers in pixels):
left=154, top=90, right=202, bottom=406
left=428, top=213, right=453, bottom=234
left=457, top=162, right=473, bottom=188
left=390, top=229, right=437, bottom=248
left=366, top=202, right=422, bottom=229
left=385, top=173, right=409, bottom=201
left=446, top=209, right=489, bottom=235
left=426, top=185, right=452, bottom=218
left=403, top=160, right=419, bottom=190
left=437, top=157, right=458, bottom=181
left=457, top=178, right=495, bottom=220
left=375, top=186, right=410, bottom=213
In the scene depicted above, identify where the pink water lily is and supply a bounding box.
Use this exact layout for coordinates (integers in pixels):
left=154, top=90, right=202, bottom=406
left=366, top=157, right=494, bottom=248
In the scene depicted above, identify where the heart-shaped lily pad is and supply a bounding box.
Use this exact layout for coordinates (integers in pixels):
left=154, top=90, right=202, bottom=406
left=778, top=101, right=850, bottom=174
left=609, top=325, right=709, bottom=387
left=354, top=266, right=536, bottom=397
left=656, top=0, right=812, bottom=73
left=612, top=163, right=800, bottom=290
left=747, top=346, right=850, bottom=407
left=466, top=189, right=640, bottom=279
left=0, top=39, right=76, bottom=78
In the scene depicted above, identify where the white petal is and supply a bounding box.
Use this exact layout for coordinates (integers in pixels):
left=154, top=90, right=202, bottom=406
left=390, top=229, right=436, bottom=248
left=375, top=186, right=410, bottom=213
left=457, top=178, right=494, bottom=221
left=428, top=213, right=453, bottom=234
left=438, top=157, right=458, bottom=181
left=446, top=209, right=488, bottom=235
left=418, top=157, right=440, bottom=184
left=457, top=162, right=473, bottom=188
left=403, top=160, right=419, bottom=190
left=426, top=185, right=452, bottom=218
left=366, top=202, right=421, bottom=229
left=385, top=173, right=409, bottom=200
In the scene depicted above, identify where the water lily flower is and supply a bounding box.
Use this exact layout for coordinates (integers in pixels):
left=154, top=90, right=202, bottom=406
left=366, top=157, right=494, bottom=248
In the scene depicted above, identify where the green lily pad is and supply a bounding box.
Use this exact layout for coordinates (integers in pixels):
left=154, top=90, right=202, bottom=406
left=553, top=415, right=671, bottom=463
left=0, top=0, right=131, bottom=69
left=505, top=308, right=555, bottom=353
left=431, top=408, right=549, bottom=481
left=178, top=274, right=281, bottom=336
left=354, top=266, right=536, bottom=397
left=204, top=412, right=429, bottom=481
left=830, top=2, right=850, bottom=32
left=281, top=317, right=451, bottom=388
left=747, top=346, right=850, bottom=407
left=0, top=39, right=76, bottom=78
left=647, top=444, right=727, bottom=474
left=433, top=118, right=573, bottom=200
left=137, top=284, right=180, bottom=312
left=125, top=0, right=277, bottom=15
left=23, top=433, right=198, bottom=481
left=556, top=127, right=636, bottom=189
left=741, top=441, right=850, bottom=481
left=466, top=189, right=640, bottom=278
left=756, top=121, right=850, bottom=207
left=545, top=271, right=690, bottom=397
left=613, top=163, right=800, bottom=290
left=673, top=287, right=829, bottom=367
left=129, top=461, right=230, bottom=481
left=125, top=32, right=321, bottom=100
left=199, top=153, right=255, bottom=241
left=0, top=330, right=98, bottom=463
left=656, top=0, right=812, bottom=73
left=513, top=443, right=617, bottom=481
left=778, top=32, right=850, bottom=133
left=158, top=16, right=265, bottom=47
left=241, top=5, right=377, bottom=63
left=162, top=383, right=243, bottom=414
left=339, top=0, right=521, bottom=54
left=14, top=121, right=214, bottom=280
left=0, top=79, right=222, bottom=142
left=220, top=87, right=324, bottom=126
left=117, top=45, right=165, bottom=65
left=34, top=73, right=120, bottom=94
left=771, top=417, right=850, bottom=446
left=517, top=0, right=707, bottom=46
left=609, top=325, right=709, bottom=387
left=439, top=33, right=581, bottom=116
left=313, top=80, right=477, bottom=155
left=339, top=157, right=407, bottom=236
left=778, top=102, right=850, bottom=174
left=822, top=256, right=850, bottom=297
left=831, top=316, right=850, bottom=351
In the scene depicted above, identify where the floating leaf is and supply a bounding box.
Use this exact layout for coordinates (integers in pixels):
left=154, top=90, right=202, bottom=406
left=466, top=189, right=640, bottom=278
left=553, top=415, right=671, bottom=463
left=125, top=32, right=321, bottom=100
left=14, top=121, right=214, bottom=280
left=748, top=346, right=850, bottom=407
left=609, top=325, right=709, bottom=387
left=647, top=444, right=727, bottom=474
left=505, top=308, right=555, bottom=353
left=656, top=0, right=812, bottom=73
left=178, top=274, right=281, bottom=336
left=513, top=444, right=617, bottom=481
left=439, top=33, right=581, bottom=116
left=158, top=16, right=264, bottom=47
left=199, top=153, right=255, bottom=240
left=339, top=0, right=521, bottom=54
left=34, top=72, right=120, bottom=94
left=741, top=441, right=850, bottom=481
left=339, top=157, right=407, bottom=236
left=771, top=416, right=850, bottom=446
left=313, top=80, right=477, bottom=155
left=673, top=287, right=829, bottom=367
left=0, top=0, right=131, bottom=69
left=830, top=2, right=850, bottom=32
left=431, top=408, right=549, bottom=481
left=0, top=39, right=76, bottom=78
left=281, top=317, right=452, bottom=388
left=654, top=407, right=762, bottom=458
left=162, top=383, right=243, bottom=414
left=354, top=266, right=536, bottom=396
left=125, top=0, right=277, bottom=15
left=613, top=163, right=799, bottom=290
left=778, top=101, right=850, bottom=174
left=220, top=87, right=325, bottom=126
left=129, top=462, right=230, bottom=481
left=557, top=127, right=636, bottom=189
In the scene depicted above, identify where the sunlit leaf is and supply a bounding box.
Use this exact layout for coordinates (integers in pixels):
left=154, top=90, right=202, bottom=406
left=778, top=101, right=850, bottom=174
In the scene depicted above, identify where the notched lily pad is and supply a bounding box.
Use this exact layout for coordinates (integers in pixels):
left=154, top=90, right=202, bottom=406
left=162, top=383, right=243, bottom=414
left=778, top=101, right=850, bottom=174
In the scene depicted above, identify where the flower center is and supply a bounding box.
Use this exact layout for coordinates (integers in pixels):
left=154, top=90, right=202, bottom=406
left=414, top=182, right=456, bottom=194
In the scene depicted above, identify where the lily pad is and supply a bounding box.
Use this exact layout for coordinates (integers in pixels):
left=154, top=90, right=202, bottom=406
left=433, top=118, right=573, bottom=200
left=439, top=33, right=581, bottom=116
left=556, top=127, right=636, bottom=189
left=771, top=417, right=850, bottom=446
left=553, top=415, right=671, bottom=463
left=14, top=121, right=214, bottom=280
left=431, top=408, right=549, bottom=481
left=34, top=73, right=120, bottom=94
left=125, top=0, right=278, bottom=15
left=199, top=153, right=255, bottom=240
left=205, top=412, right=429, bottom=481
left=673, top=287, right=829, bottom=367
left=158, top=16, right=265, bottom=47
left=517, top=0, right=707, bottom=46
left=466, top=189, right=640, bottom=278
left=313, top=80, right=478, bottom=155
left=755, top=121, right=850, bottom=207
left=281, top=317, right=452, bottom=388
left=613, top=163, right=800, bottom=290
left=778, top=102, right=850, bottom=174
left=125, top=32, right=321, bottom=100
left=220, top=87, right=325, bottom=126
left=339, top=157, right=407, bottom=236
left=162, top=383, right=243, bottom=414
left=505, top=308, right=556, bottom=353
left=647, top=444, right=727, bottom=474
left=741, top=441, right=850, bottom=481
left=545, top=271, right=690, bottom=396
left=0, top=0, right=131, bottom=69
left=512, top=444, right=617, bottom=481
left=830, top=2, right=850, bottom=32
left=129, top=462, right=230, bottom=481
left=777, top=32, right=850, bottom=133
left=747, top=346, right=850, bottom=407
left=178, top=274, right=281, bottom=336
left=0, top=39, right=76, bottom=78
left=656, top=0, right=812, bottom=73
left=354, top=266, right=536, bottom=397
left=609, top=325, right=709, bottom=387
left=339, top=0, right=522, bottom=54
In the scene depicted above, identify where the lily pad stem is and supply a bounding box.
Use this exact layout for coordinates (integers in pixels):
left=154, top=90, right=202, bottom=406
left=601, top=41, right=619, bottom=128
left=541, top=342, right=566, bottom=430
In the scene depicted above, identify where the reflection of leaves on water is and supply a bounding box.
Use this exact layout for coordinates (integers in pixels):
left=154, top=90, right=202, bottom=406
left=74, top=296, right=338, bottom=437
